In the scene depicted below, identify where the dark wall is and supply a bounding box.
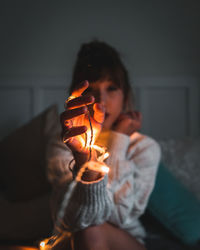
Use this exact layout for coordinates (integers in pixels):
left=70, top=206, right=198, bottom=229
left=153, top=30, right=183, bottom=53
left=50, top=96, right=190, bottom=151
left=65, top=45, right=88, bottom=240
left=0, top=0, right=199, bottom=80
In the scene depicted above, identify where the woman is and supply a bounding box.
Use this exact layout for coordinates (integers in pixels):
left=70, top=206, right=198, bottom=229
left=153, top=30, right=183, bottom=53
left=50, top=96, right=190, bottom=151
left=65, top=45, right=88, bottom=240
left=47, top=40, right=161, bottom=250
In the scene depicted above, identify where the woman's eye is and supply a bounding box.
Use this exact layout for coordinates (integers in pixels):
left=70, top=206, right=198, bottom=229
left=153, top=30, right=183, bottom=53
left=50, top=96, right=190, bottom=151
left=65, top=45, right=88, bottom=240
left=107, top=85, right=118, bottom=91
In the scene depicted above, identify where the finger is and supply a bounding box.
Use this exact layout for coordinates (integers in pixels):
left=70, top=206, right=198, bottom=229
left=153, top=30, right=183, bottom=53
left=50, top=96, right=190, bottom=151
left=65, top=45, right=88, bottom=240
left=62, top=126, right=87, bottom=142
left=131, top=111, right=142, bottom=131
left=60, top=107, right=87, bottom=126
left=93, top=103, right=105, bottom=124
left=67, top=95, right=95, bottom=109
left=116, top=113, right=128, bottom=122
left=71, top=80, right=89, bottom=97
left=132, top=119, right=142, bottom=131
left=129, top=111, right=142, bottom=122
left=134, top=111, right=142, bottom=122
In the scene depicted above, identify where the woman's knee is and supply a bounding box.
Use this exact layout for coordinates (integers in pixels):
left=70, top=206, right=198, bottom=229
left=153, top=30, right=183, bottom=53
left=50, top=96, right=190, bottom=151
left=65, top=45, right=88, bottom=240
left=73, top=224, right=109, bottom=250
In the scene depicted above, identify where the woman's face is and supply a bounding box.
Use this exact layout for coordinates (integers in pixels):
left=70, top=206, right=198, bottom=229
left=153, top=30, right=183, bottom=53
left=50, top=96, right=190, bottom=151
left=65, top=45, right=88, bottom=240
left=85, top=79, right=124, bottom=130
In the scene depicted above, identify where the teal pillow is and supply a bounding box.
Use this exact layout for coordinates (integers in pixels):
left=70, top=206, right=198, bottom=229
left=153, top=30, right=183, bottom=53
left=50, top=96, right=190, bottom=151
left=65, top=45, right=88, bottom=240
left=147, top=162, right=200, bottom=245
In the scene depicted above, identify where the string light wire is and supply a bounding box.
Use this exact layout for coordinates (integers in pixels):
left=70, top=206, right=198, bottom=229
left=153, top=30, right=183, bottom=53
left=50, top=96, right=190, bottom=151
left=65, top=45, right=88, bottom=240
left=39, top=94, right=109, bottom=249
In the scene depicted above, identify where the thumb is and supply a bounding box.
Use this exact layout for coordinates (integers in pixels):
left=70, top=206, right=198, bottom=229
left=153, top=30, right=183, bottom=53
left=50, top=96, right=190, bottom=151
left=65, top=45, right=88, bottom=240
left=93, top=103, right=105, bottom=124
left=128, top=111, right=142, bottom=122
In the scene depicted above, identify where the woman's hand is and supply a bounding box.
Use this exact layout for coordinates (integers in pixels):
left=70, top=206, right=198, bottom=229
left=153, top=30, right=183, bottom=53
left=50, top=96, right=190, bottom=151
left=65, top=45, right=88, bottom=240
left=112, top=111, right=142, bottom=136
left=60, top=80, right=105, bottom=168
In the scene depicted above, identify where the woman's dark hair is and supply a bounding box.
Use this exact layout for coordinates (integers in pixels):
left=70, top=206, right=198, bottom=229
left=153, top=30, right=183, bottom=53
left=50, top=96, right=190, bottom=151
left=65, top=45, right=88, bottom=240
left=69, top=40, right=134, bottom=111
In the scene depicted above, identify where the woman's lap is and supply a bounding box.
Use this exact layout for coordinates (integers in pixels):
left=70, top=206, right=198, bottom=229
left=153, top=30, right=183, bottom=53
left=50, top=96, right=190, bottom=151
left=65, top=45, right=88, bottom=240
left=51, top=222, right=146, bottom=250
left=73, top=223, right=146, bottom=250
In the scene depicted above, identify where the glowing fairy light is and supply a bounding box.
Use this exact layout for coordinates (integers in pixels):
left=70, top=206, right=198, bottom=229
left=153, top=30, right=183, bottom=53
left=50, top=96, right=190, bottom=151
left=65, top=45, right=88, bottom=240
left=39, top=233, right=63, bottom=249
left=102, top=152, right=109, bottom=161
left=40, top=241, right=45, bottom=247
left=92, top=144, right=105, bottom=154
left=101, top=165, right=109, bottom=173
left=85, top=127, right=97, bottom=148
left=39, top=231, right=71, bottom=249
left=39, top=240, right=47, bottom=249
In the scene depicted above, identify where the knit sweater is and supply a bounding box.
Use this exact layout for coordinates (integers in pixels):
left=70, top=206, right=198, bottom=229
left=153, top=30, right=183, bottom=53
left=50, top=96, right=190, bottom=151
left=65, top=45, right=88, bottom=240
left=46, top=130, right=161, bottom=242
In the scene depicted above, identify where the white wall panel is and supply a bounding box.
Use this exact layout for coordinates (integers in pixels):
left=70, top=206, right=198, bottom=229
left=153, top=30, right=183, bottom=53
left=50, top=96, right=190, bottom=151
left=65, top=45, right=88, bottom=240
left=41, top=87, right=67, bottom=114
left=134, top=77, right=200, bottom=139
left=140, top=87, right=189, bottom=139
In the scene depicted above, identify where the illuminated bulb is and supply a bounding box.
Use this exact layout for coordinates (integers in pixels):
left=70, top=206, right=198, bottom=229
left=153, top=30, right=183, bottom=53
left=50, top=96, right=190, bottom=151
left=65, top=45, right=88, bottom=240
left=39, top=239, right=52, bottom=250
left=92, top=144, right=104, bottom=154
left=103, top=152, right=109, bottom=160
left=39, top=241, right=46, bottom=249
left=101, top=165, right=109, bottom=173
left=40, top=241, right=45, bottom=247
left=85, top=129, right=93, bottom=148
left=85, top=126, right=98, bottom=149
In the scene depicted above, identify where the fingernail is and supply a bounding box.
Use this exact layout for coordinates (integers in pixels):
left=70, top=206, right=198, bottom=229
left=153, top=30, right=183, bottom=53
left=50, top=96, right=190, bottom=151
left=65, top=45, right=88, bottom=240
left=82, top=80, right=89, bottom=86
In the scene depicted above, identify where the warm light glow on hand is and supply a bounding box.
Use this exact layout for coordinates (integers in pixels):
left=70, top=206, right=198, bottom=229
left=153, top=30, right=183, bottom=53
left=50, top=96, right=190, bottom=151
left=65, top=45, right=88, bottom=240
left=64, top=93, right=104, bottom=153
left=63, top=82, right=109, bottom=174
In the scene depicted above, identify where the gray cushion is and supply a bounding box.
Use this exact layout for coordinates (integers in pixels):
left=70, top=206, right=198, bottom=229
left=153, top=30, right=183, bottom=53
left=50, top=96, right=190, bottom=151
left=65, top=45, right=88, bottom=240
left=0, top=105, right=60, bottom=201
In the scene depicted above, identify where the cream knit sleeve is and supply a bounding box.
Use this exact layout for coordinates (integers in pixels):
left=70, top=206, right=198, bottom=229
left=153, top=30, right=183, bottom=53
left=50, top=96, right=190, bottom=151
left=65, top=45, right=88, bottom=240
left=46, top=135, right=113, bottom=232
left=104, top=131, right=161, bottom=237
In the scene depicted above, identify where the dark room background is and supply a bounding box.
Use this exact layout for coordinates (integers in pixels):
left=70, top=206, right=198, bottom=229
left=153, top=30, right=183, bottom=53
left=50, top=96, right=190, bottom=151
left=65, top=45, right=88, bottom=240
left=0, top=0, right=200, bottom=140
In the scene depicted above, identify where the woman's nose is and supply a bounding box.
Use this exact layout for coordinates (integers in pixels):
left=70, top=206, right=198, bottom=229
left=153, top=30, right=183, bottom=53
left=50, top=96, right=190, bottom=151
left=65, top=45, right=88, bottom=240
left=95, top=91, right=106, bottom=105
